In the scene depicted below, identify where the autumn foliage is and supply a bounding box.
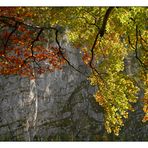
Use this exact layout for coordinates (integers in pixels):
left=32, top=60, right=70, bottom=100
left=0, top=8, right=65, bottom=79
left=0, top=7, right=147, bottom=136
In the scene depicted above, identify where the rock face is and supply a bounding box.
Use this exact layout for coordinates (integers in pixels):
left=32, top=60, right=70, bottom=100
left=0, top=45, right=104, bottom=141
left=0, top=45, right=147, bottom=141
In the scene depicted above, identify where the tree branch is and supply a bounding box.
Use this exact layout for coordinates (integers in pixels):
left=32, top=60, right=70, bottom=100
left=89, top=7, right=114, bottom=67
left=89, top=7, right=114, bottom=81
left=21, top=28, right=44, bottom=71
left=4, top=22, right=18, bottom=51
left=77, top=16, right=99, bottom=29
left=30, top=28, right=43, bottom=57
left=99, top=7, right=114, bottom=37
left=135, top=25, right=148, bottom=70
left=0, top=21, right=19, bottom=64
left=0, top=15, right=56, bottom=31
left=55, top=30, right=88, bottom=77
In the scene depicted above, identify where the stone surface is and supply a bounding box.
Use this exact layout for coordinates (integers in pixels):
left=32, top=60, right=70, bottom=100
left=0, top=45, right=104, bottom=141
left=0, top=46, right=147, bottom=141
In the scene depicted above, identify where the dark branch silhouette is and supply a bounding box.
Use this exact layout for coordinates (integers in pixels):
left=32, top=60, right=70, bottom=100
left=99, top=7, right=114, bottom=37
left=89, top=7, right=114, bottom=81
left=4, top=22, right=19, bottom=51
left=135, top=26, right=148, bottom=70
left=55, top=30, right=88, bottom=77
left=128, top=26, right=147, bottom=70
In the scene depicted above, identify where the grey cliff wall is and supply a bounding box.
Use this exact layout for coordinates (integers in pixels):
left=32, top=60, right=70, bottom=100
left=0, top=44, right=104, bottom=141
left=0, top=45, right=148, bottom=141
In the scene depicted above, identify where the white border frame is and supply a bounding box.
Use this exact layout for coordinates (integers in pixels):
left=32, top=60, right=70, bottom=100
left=0, top=0, right=148, bottom=6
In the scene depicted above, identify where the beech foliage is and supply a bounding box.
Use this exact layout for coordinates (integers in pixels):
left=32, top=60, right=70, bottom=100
left=0, top=7, right=147, bottom=136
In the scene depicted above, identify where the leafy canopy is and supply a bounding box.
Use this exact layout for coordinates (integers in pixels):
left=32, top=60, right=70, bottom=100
left=0, top=7, right=147, bottom=136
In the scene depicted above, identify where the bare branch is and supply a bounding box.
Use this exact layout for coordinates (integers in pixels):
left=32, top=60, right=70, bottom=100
left=21, top=29, right=44, bottom=71
left=128, top=35, right=136, bottom=49
left=4, top=22, right=18, bottom=50
left=77, top=16, right=99, bottom=29
left=99, top=7, right=114, bottom=37
left=89, top=7, right=114, bottom=81
left=0, top=15, right=56, bottom=31
left=30, top=28, right=43, bottom=56
left=135, top=25, right=148, bottom=70
left=89, top=7, right=114, bottom=67
left=55, top=30, right=88, bottom=77
left=139, top=30, right=148, bottom=49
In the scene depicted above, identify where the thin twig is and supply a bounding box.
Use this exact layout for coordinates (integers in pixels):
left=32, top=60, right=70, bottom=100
left=30, top=28, right=43, bottom=56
